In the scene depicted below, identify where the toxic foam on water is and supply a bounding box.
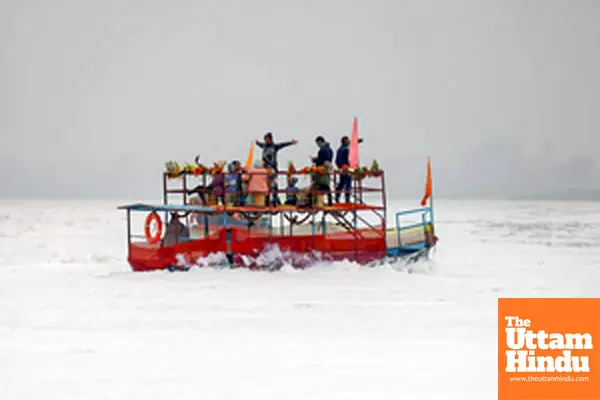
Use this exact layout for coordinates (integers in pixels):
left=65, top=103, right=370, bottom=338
left=177, top=244, right=327, bottom=271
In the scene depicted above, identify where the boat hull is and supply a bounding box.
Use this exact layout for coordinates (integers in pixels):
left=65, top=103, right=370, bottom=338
left=127, top=226, right=388, bottom=271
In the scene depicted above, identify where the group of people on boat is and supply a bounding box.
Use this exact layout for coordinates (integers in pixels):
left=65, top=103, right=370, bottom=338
left=188, top=132, right=361, bottom=208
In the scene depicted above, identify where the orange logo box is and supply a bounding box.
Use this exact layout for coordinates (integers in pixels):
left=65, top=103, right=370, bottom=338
left=498, top=298, right=600, bottom=400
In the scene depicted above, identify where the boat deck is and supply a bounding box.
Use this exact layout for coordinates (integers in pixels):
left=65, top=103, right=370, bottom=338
left=119, top=202, right=384, bottom=214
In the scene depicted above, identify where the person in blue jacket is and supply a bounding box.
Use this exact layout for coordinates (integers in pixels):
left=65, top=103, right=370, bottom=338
left=284, top=177, right=300, bottom=205
left=225, top=160, right=243, bottom=206
left=335, top=136, right=351, bottom=203
left=311, top=135, right=333, bottom=166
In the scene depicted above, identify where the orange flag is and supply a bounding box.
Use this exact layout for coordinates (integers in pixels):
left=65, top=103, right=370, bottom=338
left=420, top=157, right=432, bottom=206
left=244, top=141, right=254, bottom=169
left=349, top=117, right=359, bottom=168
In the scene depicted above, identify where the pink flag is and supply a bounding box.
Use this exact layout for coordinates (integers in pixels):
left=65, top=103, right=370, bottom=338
left=420, top=157, right=432, bottom=206
left=349, top=117, right=359, bottom=168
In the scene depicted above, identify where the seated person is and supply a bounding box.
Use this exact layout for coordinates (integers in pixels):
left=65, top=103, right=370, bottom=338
left=296, top=187, right=313, bottom=208
left=210, top=161, right=226, bottom=205
left=225, top=160, right=243, bottom=206
left=162, top=212, right=190, bottom=246
left=188, top=161, right=226, bottom=205
left=284, top=177, right=299, bottom=206
left=235, top=161, right=247, bottom=206
left=187, top=184, right=209, bottom=204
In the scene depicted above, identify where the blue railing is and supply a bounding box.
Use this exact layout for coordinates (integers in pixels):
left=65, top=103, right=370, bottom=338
left=394, top=206, right=434, bottom=250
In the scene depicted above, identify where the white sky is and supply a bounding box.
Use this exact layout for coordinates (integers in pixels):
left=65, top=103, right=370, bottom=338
left=1, top=0, right=599, bottom=198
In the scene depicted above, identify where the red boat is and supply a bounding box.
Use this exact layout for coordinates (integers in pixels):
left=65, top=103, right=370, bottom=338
left=118, top=162, right=437, bottom=271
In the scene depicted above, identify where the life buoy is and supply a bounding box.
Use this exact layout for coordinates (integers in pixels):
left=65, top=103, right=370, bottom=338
left=144, top=212, right=163, bottom=244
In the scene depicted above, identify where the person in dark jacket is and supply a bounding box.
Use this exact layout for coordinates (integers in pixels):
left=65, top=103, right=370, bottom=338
left=311, top=136, right=333, bottom=206
left=255, top=132, right=297, bottom=171
left=311, top=135, right=334, bottom=166
left=256, top=133, right=297, bottom=207
left=335, top=136, right=351, bottom=203
left=266, top=160, right=280, bottom=206
left=162, top=212, right=190, bottom=247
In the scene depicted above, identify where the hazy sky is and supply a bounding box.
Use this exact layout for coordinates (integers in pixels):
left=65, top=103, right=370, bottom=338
left=1, top=0, right=599, bottom=199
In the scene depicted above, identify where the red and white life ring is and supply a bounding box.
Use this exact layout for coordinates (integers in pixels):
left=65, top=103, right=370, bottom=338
left=144, top=212, right=163, bottom=244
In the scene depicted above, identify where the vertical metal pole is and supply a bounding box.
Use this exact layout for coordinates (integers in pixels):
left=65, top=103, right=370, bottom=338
left=359, top=178, right=363, bottom=204
left=396, top=213, right=401, bottom=249
left=162, top=173, right=169, bottom=226
left=430, top=195, right=435, bottom=227
left=428, top=158, right=435, bottom=226
left=126, top=209, right=132, bottom=259
left=381, top=171, right=387, bottom=233
left=183, top=173, right=188, bottom=205
left=321, top=212, right=326, bottom=235
left=427, top=159, right=436, bottom=245
left=311, top=212, right=316, bottom=235
left=353, top=174, right=358, bottom=261
left=202, top=173, right=207, bottom=204
left=223, top=213, right=233, bottom=266
left=310, top=174, right=315, bottom=208
left=204, top=214, right=208, bottom=238
left=226, top=227, right=233, bottom=266
left=333, top=170, right=337, bottom=203
left=269, top=212, right=273, bottom=237
left=163, top=173, right=168, bottom=205
left=353, top=177, right=357, bottom=230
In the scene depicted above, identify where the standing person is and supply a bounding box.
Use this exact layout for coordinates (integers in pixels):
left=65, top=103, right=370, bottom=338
left=267, top=168, right=280, bottom=207
left=335, top=136, right=352, bottom=203
left=311, top=135, right=334, bottom=206
left=255, top=132, right=298, bottom=205
left=255, top=132, right=298, bottom=171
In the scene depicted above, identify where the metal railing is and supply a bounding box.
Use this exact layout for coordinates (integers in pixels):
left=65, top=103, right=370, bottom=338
left=394, top=206, right=434, bottom=249
left=162, top=170, right=386, bottom=211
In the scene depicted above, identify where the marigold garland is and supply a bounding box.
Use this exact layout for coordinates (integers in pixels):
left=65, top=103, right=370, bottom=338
left=165, top=160, right=223, bottom=179
left=194, top=166, right=206, bottom=176
left=165, top=161, right=183, bottom=179
left=165, top=159, right=383, bottom=180
left=208, top=165, right=224, bottom=176
left=369, top=160, right=382, bottom=177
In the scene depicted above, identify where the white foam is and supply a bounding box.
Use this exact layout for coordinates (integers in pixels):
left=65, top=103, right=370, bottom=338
left=0, top=199, right=599, bottom=399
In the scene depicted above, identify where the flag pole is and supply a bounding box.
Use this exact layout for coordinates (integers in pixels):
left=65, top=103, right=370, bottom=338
left=429, top=156, right=434, bottom=225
